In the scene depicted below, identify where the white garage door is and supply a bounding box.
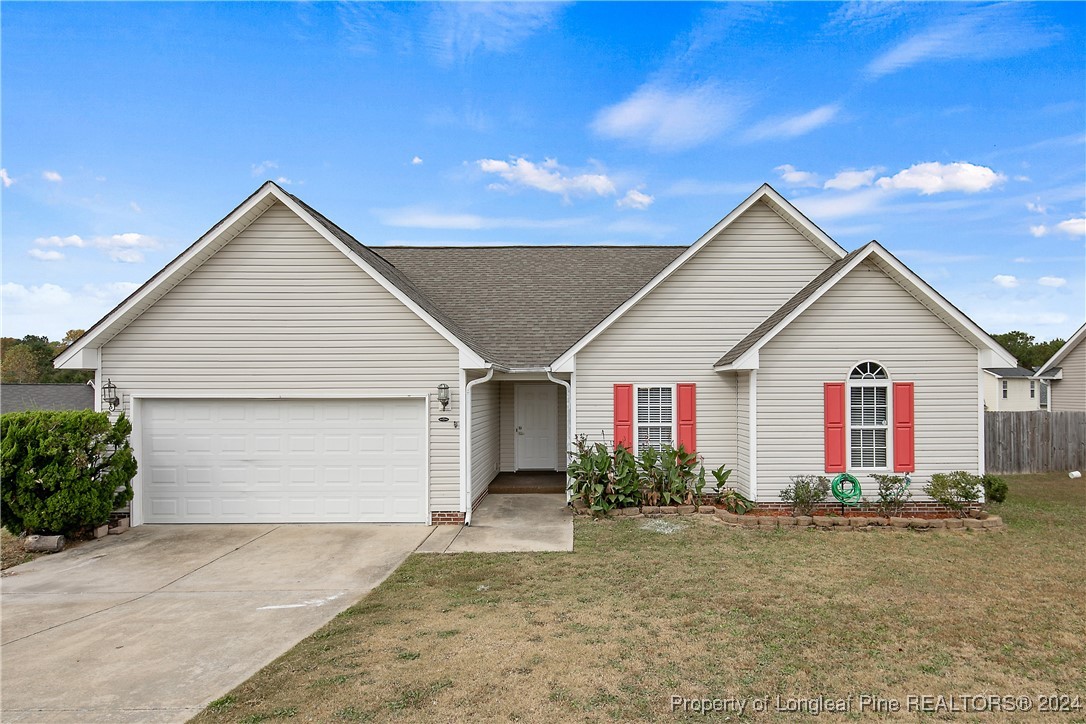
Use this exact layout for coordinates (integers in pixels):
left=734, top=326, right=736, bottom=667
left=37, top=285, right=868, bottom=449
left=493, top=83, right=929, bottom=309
left=141, top=398, right=427, bottom=523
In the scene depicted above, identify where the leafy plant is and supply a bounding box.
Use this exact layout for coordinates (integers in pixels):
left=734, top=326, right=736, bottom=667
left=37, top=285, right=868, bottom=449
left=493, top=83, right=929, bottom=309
left=1, top=410, right=136, bottom=535
left=708, top=464, right=755, bottom=513
left=925, top=471, right=983, bottom=517
left=567, top=436, right=640, bottom=514
left=981, top=473, right=1008, bottom=503
left=779, top=475, right=830, bottom=516
left=637, top=444, right=700, bottom=506
left=868, top=473, right=913, bottom=517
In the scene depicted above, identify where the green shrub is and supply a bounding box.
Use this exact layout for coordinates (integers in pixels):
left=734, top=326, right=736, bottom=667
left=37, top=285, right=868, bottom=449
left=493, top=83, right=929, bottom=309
left=868, top=473, right=913, bottom=517
left=981, top=473, right=1008, bottom=503
left=567, top=436, right=639, bottom=513
left=779, top=475, right=831, bottom=516
left=924, top=471, right=982, bottom=516
left=1, top=410, right=136, bottom=535
left=710, top=464, right=755, bottom=513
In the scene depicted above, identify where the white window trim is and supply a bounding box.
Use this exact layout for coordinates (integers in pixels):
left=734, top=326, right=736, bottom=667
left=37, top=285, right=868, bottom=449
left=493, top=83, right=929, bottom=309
left=1002, top=380, right=1008, bottom=399
left=845, top=363, right=893, bottom=472
left=1030, top=380, right=1036, bottom=399
left=633, top=383, right=677, bottom=455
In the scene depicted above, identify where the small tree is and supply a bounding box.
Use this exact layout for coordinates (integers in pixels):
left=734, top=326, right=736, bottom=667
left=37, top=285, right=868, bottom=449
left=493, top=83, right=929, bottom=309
left=1, top=411, right=137, bottom=535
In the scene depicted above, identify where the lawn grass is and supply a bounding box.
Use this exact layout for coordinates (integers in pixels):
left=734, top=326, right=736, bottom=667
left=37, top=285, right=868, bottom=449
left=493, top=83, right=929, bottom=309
left=194, top=473, right=1085, bottom=722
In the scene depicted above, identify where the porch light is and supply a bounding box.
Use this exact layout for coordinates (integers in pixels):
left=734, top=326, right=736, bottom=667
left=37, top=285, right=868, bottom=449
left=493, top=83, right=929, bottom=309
left=436, top=383, right=450, bottom=411
left=102, top=378, right=120, bottom=412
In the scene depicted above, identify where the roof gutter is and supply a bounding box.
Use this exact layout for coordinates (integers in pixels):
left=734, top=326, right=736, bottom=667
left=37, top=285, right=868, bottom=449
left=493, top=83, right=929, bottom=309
left=463, top=365, right=496, bottom=526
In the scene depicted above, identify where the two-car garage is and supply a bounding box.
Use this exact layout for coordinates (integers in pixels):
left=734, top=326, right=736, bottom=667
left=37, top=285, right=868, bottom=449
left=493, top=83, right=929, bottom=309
left=138, top=398, right=428, bottom=524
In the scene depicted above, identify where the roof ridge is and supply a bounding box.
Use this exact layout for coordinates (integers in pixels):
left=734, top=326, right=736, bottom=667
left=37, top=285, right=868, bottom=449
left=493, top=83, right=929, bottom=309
left=375, top=244, right=689, bottom=249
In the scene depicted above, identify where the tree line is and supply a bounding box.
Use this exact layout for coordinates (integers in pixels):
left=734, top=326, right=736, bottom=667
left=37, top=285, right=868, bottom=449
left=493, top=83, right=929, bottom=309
left=1, top=331, right=93, bottom=384
left=991, top=331, right=1065, bottom=370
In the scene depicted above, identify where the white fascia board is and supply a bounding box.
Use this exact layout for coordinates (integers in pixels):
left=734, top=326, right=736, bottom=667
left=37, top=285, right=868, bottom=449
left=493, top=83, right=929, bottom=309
left=551, top=184, right=847, bottom=370
left=270, top=187, right=485, bottom=366
left=551, top=354, right=576, bottom=374
left=459, top=349, right=487, bottom=369
left=56, top=183, right=281, bottom=369
left=1037, top=322, right=1086, bottom=374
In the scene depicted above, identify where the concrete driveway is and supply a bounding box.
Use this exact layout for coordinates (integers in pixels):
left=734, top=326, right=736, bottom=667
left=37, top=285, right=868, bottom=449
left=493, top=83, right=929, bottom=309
left=0, top=524, right=431, bottom=723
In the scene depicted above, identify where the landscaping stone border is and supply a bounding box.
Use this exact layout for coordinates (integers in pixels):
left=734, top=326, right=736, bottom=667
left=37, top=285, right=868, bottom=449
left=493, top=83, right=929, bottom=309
left=572, top=502, right=1006, bottom=532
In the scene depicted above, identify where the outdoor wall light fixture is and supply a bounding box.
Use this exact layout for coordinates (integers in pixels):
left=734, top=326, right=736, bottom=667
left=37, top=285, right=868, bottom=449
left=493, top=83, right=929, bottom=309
left=436, top=383, right=450, bottom=411
left=102, top=378, right=120, bottom=412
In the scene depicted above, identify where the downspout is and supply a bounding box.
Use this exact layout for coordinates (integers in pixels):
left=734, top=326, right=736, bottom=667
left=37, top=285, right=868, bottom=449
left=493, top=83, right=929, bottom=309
left=464, top=366, right=495, bottom=526
left=546, top=371, right=573, bottom=503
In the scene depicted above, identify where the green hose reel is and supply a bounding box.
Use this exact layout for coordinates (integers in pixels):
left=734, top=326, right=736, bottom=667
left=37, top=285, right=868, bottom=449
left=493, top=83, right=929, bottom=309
left=831, top=473, right=863, bottom=506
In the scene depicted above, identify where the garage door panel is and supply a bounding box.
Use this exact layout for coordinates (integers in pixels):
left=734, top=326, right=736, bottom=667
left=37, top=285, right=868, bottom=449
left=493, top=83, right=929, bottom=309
left=141, top=399, right=427, bottom=523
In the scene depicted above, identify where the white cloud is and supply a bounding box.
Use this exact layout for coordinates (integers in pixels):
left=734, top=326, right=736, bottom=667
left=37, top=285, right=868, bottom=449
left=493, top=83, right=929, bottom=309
left=792, top=188, right=887, bottom=220
left=130, top=201, right=142, bottom=213
left=1013, top=257, right=1030, bottom=263
left=27, top=249, right=64, bottom=262
left=992, top=274, right=1019, bottom=289
left=1026, top=199, right=1048, bottom=214
left=477, top=157, right=616, bottom=201
left=591, top=81, right=746, bottom=151
left=1030, top=225, right=1048, bottom=238
left=616, top=189, right=654, bottom=210
left=42, top=170, right=63, bottom=183
left=660, top=179, right=758, bottom=197
left=424, top=3, right=562, bottom=64
left=82, top=282, right=140, bottom=300
left=745, top=104, right=840, bottom=141
left=411, top=156, right=424, bottom=165
left=824, top=168, right=879, bottom=191
left=1, top=282, right=73, bottom=307
left=251, top=160, right=278, bottom=177
left=33, top=232, right=158, bottom=263
left=865, top=5, right=1060, bottom=78
left=275, top=176, right=293, bottom=185
left=374, top=206, right=588, bottom=231
left=1056, top=217, right=1086, bottom=237
left=0, top=169, right=12, bottom=187
left=1038, top=276, right=1067, bottom=288
left=774, top=164, right=820, bottom=188
left=875, top=162, right=1004, bottom=195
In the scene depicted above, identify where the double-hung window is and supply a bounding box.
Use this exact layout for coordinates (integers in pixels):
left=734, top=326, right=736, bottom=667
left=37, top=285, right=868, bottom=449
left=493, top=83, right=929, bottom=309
left=1002, top=380, right=1008, bottom=399
left=635, top=385, right=674, bottom=453
left=848, top=362, right=889, bottom=469
left=1030, top=380, right=1036, bottom=399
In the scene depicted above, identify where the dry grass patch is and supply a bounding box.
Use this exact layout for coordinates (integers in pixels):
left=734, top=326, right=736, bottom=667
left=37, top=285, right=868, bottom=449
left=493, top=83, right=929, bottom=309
left=194, top=474, right=1085, bottom=722
left=0, top=528, right=39, bottom=571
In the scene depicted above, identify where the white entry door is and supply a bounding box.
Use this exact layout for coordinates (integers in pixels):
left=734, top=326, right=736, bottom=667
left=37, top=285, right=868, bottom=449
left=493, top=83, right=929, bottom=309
left=515, top=385, right=557, bottom=469
left=140, top=398, right=427, bottom=523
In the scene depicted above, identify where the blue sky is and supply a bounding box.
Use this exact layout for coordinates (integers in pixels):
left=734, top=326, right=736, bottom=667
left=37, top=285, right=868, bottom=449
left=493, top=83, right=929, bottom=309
left=3, top=2, right=1084, bottom=343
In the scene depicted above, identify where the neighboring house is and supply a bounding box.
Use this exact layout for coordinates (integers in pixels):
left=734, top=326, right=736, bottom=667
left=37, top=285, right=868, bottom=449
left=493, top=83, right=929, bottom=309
left=1, top=383, right=95, bottom=415
left=1035, top=322, right=1086, bottom=412
left=55, top=182, right=1016, bottom=525
left=983, top=368, right=1044, bottom=411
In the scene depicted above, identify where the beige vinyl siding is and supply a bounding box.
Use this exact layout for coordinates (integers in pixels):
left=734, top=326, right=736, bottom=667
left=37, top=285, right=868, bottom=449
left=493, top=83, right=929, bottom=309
left=470, top=380, right=500, bottom=503
left=576, top=200, right=835, bottom=477
left=499, top=381, right=515, bottom=471
left=985, top=375, right=1040, bottom=411
left=756, top=260, right=980, bottom=500
left=1051, top=336, right=1086, bottom=411
left=734, top=371, right=751, bottom=496
left=102, top=201, right=463, bottom=512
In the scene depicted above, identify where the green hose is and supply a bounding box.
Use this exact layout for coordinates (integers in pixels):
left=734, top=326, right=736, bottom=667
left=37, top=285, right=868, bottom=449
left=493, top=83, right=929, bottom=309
left=831, top=473, right=863, bottom=506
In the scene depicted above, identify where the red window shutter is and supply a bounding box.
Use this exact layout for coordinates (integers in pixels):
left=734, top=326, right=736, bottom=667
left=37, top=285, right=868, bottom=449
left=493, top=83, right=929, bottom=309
left=824, top=383, right=846, bottom=473
left=613, top=384, right=633, bottom=450
left=676, top=383, right=697, bottom=454
left=893, top=382, right=915, bottom=473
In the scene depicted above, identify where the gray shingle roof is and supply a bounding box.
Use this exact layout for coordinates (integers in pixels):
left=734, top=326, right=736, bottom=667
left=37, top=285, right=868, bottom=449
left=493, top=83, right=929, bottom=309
left=1035, top=366, right=1062, bottom=379
left=984, top=367, right=1037, bottom=378
left=715, top=246, right=866, bottom=367
left=1, top=384, right=95, bottom=414
left=378, top=246, right=686, bottom=367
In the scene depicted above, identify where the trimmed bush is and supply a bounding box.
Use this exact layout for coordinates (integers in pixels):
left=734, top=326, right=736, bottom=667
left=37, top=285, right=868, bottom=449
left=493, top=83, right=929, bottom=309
left=779, top=475, right=831, bottom=516
left=981, top=473, right=1008, bottom=503
left=868, top=473, right=913, bottom=517
left=924, top=471, right=982, bottom=517
left=1, top=410, right=136, bottom=535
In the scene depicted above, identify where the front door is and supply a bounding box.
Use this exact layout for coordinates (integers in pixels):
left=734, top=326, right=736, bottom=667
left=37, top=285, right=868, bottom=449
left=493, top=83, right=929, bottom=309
left=515, top=384, right=557, bottom=470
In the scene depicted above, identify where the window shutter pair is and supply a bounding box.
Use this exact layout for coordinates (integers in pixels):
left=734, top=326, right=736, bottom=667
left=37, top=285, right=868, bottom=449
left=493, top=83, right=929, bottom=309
left=613, top=383, right=696, bottom=453
left=823, top=382, right=914, bottom=473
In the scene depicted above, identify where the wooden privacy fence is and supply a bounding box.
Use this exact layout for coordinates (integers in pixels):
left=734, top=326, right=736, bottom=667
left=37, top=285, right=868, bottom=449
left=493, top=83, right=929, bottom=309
left=985, top=411, right=1086, bottom=474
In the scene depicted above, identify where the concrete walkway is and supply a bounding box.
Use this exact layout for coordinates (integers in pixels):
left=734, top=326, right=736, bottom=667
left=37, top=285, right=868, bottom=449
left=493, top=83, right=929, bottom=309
left=0, top=524, right=431, bottom=724
left=417, top=494, right=573, bottom=553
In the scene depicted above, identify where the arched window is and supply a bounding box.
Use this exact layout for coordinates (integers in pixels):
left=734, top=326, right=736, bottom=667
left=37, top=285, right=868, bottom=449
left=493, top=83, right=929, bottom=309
left=847, top=362, right=889, bottom=468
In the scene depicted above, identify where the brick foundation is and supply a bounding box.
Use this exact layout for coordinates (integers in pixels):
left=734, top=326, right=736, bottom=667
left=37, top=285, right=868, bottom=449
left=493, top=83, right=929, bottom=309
left=430, top=511, right=466, bottom=525
left=748, top=500, right=983, bottom=516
